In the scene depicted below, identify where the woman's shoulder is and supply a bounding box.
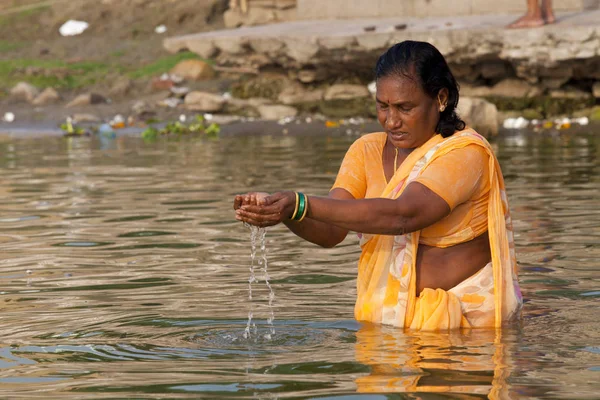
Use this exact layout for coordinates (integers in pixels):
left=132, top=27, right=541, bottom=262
left=445, top=128, right=491, bottom=146
left=353, top=132, right=387, bottom=147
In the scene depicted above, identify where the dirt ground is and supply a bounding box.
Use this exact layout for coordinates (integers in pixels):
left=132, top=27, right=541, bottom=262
left=0, top=0, right=227, bottom=64
left=0, top=0, right=233, bottom=125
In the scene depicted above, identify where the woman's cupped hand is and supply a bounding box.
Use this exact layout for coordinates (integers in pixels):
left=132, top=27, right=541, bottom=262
left=234, top=191, right=296, bottom=228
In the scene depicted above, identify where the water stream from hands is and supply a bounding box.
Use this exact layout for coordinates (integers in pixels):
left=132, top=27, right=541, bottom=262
left=243, top=225, right=275, bottom=340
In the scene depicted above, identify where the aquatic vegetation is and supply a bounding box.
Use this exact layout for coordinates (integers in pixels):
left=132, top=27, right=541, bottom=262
left=141, top=115, right=220, bottom=141
left=60, top=117, right=88, bottom=136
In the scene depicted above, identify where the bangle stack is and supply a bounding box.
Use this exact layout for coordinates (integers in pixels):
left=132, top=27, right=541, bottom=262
left=290, top=192, right=309, bottom=222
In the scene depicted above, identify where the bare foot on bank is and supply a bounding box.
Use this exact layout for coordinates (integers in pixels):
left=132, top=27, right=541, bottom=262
left=543, top=10, right=556, bottom=24
left=507, top=14, right=546, bottom=28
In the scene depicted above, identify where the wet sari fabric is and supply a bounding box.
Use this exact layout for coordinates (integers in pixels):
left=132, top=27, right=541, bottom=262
left=332, top=129, right=522, bottom=329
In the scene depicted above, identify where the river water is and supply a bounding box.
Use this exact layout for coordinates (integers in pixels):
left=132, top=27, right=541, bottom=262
left=0, top=129, right=598, bottom=399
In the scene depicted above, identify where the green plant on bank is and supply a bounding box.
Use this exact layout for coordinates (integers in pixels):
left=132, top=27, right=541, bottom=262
left=0, top=40, right=26, bottom=53
left=0, top=4, right=51, bottom=27
left=0, top=59, right=115, bottom=90
left=127, top=52, right=211, bottom=80
left=141, top=116, right=220, bottom=141
left=0, top=52, right=209, bottom=91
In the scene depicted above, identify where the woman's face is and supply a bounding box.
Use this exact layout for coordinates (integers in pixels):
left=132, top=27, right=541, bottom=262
left=376, top=73, right=445, bottom=149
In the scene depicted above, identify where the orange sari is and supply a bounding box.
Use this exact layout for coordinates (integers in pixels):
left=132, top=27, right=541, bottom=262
left=337, top=129, right=522, bottom=329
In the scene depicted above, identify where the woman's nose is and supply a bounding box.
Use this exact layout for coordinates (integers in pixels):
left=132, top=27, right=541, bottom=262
left=385, top=108, right=402, bottom=130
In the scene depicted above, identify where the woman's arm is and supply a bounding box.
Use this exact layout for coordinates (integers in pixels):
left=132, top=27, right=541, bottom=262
left=282, top=188, right=353, bottom=248
left=237, top=182, right=451, bottom=236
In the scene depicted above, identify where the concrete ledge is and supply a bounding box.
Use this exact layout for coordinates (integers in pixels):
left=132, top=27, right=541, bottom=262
left=164, top=12, right=600, bottom=79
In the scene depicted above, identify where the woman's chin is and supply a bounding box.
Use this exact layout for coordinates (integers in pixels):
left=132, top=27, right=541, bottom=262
left=388, top=134, right=411, bottom=148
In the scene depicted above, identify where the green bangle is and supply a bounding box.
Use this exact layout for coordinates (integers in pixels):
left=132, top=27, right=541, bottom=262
left=294, top=192, right=306, bottom=221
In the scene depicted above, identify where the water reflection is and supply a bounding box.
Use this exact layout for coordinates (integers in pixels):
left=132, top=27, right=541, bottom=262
left=355, top=324, right=515, bottom=398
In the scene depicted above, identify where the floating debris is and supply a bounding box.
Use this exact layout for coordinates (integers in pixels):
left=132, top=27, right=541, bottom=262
left=158, top=98, right=182, bottom=108
left=154, top=25, right=167, bottom=34
left=504, top=115, right=591, bottom=131
left=3, top=112, right=15, bottom=122
left=60, top=117, right=89, bottom=136
left=98, top=123, right=116, bottom=138
left=110, top=114, right=126, bottom=129
left=503, top=117, right=529, bottom=130
left=555, top=117, right=571, bottom=130
left=277, top=116, right=294, bottom=125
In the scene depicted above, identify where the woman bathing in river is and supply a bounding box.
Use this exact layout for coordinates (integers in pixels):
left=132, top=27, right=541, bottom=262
left=234, top=40, right=522, bottom=330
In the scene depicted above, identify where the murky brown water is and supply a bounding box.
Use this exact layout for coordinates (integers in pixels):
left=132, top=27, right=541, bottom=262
left=0, top=130, right=598, bottom=399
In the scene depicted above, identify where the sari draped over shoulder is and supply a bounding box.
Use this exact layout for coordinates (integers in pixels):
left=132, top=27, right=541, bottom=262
left=354, top=129, right=522, bottom=330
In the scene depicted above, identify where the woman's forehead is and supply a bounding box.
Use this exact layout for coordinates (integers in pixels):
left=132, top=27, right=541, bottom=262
left=376, top=74, right=423, bottom=98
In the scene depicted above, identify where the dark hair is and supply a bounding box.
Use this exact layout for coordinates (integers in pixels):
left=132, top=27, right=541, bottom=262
left=375, top=40, right=465, bottom=138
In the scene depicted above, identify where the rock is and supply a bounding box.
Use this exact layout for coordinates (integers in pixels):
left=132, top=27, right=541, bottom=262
left=283, top=37, right=320, bottom=64
left=249, top=37, right=284, bottom=55
left=163, top=37, right=189, bottom=54
left=226, top=97, right=272, bottom=115
left=457, top=97, right=498, bottom=138
left=278, top=85, right=323, bottom=104
left=170, top=59, right=215, bottom=81
left=10, top=82, right=39, bottom=103
left=460, top=84, right=493, bottom=97
left=224, top=7, right=276, bottom=28
left=490, top=79, right=542, bottom=98
left=186, top=40, right=218, bottom=59
left=593, top=82, right=600, bottom=99
left=151, top=75, right=175, bottom=91
left=450, top=64, right=477, bottom=81
left=170, top=86, right=191, bottom=98
left=356, top=33, right=391, bottom=51
left=298, top=68, right=326, bottom=83
left=550, top=87, right=592, bottom=99
left=257, top=105, right=298, bottom=120
left=158, top=98, right=182, bottom=108
left=66, top=93, right=107, bottom=108
left=522, top=108, right=544, bottom=120
left=72, top=113, right=101, bottom=123
left=540, top=77, right=570, bottom=90
left=324, top=84, right=370, bottom=101
left=213, top=36, right=248, bottom=55
left=247, top=97, right=273, bottom=107
left=480, top=62, right=509, bottom=79
left=184, top=91, right=226, bottom=112
left=131, top=100, right=155, bottom=116
left=32, top=87, right=61, bottom=106
left=318, top=36, right=356, bottom=50
left=109, top=77, right=133, bottom=97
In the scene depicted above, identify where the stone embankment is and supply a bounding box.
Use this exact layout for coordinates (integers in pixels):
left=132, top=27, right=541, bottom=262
left=163, top=12, right=600, bottom=135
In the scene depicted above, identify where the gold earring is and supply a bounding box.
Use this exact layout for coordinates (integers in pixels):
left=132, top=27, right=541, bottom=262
left=439, top=105, right=446, bottom=112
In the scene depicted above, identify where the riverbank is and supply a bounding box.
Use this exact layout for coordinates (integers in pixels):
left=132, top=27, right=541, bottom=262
left=1, top=1, right=599, bottom=137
